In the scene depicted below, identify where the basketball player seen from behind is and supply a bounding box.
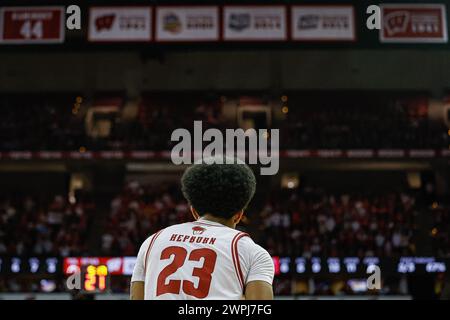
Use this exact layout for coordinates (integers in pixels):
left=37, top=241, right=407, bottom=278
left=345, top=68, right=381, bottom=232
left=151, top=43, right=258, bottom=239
left=130, top=159, right=274, bottom=300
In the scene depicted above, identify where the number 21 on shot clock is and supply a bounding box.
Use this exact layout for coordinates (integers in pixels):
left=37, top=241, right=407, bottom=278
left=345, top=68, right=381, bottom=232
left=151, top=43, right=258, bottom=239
left=0, top=6, right=65, bottom=44
left=81, top=264, right=110, bottom=293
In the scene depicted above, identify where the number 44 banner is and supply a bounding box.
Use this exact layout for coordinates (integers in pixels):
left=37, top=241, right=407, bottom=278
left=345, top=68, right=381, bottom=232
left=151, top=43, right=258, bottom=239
left=0, top=6, right=65, bottom=44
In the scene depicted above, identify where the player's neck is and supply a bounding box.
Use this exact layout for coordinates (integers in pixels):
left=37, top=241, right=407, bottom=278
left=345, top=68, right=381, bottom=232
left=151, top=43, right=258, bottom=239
left=200, top=214, right=235, bottom=229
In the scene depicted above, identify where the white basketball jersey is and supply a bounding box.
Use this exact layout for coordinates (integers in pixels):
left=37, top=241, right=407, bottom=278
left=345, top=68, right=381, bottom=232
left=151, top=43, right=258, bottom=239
left=131, top=218, right=274, bottom=300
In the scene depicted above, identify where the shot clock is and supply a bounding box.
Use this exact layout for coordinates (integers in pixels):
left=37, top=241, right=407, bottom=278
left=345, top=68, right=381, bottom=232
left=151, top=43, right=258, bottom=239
left=80, top=264, right=110, bottom=293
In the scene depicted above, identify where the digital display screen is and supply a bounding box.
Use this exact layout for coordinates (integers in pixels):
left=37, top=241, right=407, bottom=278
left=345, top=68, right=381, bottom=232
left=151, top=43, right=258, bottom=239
left=397, top=257, right=447, bottom=274
left=0, top=256, right=447, bottom=276
left=0, top=257, right=61, bottom=274
left=291, top=256, right=447, bottom=275
left=63, top=257, right=136, bottom=276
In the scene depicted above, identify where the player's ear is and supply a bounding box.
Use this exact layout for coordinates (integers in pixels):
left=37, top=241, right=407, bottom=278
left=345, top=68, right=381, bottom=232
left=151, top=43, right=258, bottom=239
left=233, top=211, right=244, bottom=224
left=190, top=206, right=200, bottom=220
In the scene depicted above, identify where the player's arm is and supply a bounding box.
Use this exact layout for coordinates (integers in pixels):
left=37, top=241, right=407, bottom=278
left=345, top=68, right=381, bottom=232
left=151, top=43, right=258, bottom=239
left=130, top=281, right=145, bottom=300
left=245, top=280, right=274, bottom=300
left=241, top=240, right=275, bottom=300
left=130, top=236, right=152, bottom=300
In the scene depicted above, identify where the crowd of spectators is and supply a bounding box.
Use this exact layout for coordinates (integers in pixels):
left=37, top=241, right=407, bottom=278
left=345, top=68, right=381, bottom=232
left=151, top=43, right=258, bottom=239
left=1, top=93, right=449, bottom=151
left=1, top=182, right=449, bottom=296
left=0, top=94, right=86, bottom=151
left=431, top=205, right=450, bottom=258
left=100, top=181, right=191, bottom=255
left=281, top=99, right=450, bottom=149
left=258, top=188, right=419, bottom=258
left=0, top=193, right=94, bottom=256
left=0, top=93, right=227, bottom=152
left=98, top=181, right=448, bottom=259
left=2, top=183, right=447, bottom=259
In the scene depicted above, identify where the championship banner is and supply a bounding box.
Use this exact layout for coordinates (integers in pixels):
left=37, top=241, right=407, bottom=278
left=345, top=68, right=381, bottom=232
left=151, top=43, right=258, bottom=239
left=0, top=6, right=64, bottom=44
left=88, top=7, right=152, bottom=42
left=380, top=4, right=448, bottom=43
left=155, top=6, right=219, bottom=41
left=223, top=6, right=287, bottom=41
left=291, top=5, right=355, bottom=41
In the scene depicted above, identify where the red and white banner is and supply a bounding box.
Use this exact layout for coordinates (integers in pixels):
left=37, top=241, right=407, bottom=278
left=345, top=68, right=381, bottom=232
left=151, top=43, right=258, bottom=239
left=88, top=7, right=152, bottom=42
left=223, top=6, right=287, bottom=41
left=64, top=257, right=136, bottom=276
left=0, top=6, right=64, bottom=44
left=291, top=5, right=356, bottom=41
left=156, top=6, right=219, bottom=42
left=380, top=4, right=448, bottom=43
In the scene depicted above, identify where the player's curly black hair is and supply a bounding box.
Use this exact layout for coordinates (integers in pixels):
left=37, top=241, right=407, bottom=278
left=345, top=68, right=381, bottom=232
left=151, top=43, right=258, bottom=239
left=181, top=159, right=256, bottom=219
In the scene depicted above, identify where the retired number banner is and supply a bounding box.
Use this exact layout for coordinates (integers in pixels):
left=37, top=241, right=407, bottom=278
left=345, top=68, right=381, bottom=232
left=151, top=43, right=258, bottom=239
left=0, top=6, right=64, bottom=44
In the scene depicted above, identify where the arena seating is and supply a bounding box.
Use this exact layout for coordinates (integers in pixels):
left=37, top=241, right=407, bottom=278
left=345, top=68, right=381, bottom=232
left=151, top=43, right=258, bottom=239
left=0, top=93, right=448, bottom=151
left=0, top=193, right=95, bottom=256
left=2, top=182, right=446, bottom=258
left=98, top=182, right=450, bottom=258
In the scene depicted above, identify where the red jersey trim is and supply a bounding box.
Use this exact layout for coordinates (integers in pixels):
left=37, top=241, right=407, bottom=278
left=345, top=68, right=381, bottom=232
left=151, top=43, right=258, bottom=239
left=192, top=220, right=226, bottom=227
left=143, top=229, right=163, bottom=275
left=231, top=232, right=249, bottom=291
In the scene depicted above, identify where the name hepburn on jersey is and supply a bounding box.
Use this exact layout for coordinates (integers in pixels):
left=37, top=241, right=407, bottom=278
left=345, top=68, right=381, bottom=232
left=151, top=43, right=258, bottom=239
left=169, top=233, right=217, bottom=245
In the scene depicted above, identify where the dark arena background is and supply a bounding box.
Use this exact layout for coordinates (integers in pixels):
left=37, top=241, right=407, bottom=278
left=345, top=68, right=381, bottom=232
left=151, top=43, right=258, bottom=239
left=0, top=0, right=450, bottom=301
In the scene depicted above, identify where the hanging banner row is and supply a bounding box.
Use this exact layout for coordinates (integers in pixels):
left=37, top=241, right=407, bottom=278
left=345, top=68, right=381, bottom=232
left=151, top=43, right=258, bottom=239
left=0, top=4, right=447, bottom=44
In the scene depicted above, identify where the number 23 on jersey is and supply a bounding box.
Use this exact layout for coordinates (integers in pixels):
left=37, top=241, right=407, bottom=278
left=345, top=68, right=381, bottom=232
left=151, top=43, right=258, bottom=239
left=156, top=246, right=217, bottom=299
